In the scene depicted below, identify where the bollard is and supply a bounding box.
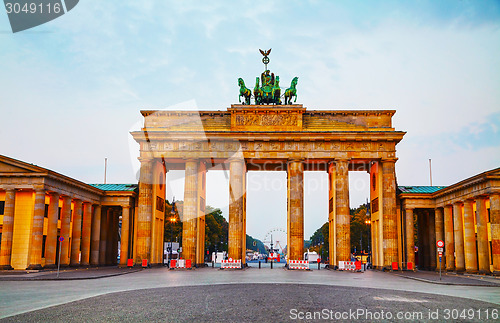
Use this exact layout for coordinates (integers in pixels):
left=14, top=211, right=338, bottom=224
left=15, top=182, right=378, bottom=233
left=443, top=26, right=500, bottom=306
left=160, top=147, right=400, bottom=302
left=212, top=261, right=214, bottom=268
left=318, top=261, right=320, bottom=270
left=271, top=261, right=273, bottom=269
left=259, top=261, right=261, bottom=269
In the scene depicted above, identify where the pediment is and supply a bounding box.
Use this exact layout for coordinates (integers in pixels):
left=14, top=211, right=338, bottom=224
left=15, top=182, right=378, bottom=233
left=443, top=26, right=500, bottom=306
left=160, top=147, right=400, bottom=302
left=0, top=156, right=44, bottom=174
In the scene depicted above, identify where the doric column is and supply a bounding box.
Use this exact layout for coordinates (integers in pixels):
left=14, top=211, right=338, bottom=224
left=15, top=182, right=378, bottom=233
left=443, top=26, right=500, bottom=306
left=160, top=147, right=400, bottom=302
left=70, top=199, right=83, bottom=266
left=183, top=159, right=199, bottom=262
left=136, top=158, right=154, bottom=264
left=120, top=206, right=130, bottom=266
left=434, top=207, right=445, bottom=268
left=106, top=209, right=115, bottom=265
left=90, top=204, right=101, bottom=266
left=335, top=159, right=350, bottom=263
left=0, top=189, right=16, bottom=270
left=80, top=202, right=92, bottom=266
left=44, top=192, right=60, bottom=268
left=327, top=162, right=336, bottom=266
left=27, top=189, right=45, bottom=270
left=99, top=208, right=108, bottom=265
left=490, top=193, right=500, bottom=273
left=382, top=159, right=398, bottom=267
left=287, top=159, right=304, bottom=261
left=453, top=202, right=465, bottom=272
left=227, top=158, right=245, bottom=261
left=59, top=196, right=72, bottom=266
left=443, top=205, right=455, bottom=271
left=475, top=197, right=490, bottom=273
left=463, top=200, right=478, bottom=273
left=405, top=208, right=415, bottom=268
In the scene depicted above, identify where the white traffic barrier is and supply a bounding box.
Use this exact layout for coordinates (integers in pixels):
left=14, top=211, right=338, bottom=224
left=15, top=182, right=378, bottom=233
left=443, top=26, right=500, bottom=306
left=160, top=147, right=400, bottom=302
left=221, top=259, right=242, bottom=269
left=289, top=260, right=309, bottom=270
left=338, top=261, right=361, bottom=271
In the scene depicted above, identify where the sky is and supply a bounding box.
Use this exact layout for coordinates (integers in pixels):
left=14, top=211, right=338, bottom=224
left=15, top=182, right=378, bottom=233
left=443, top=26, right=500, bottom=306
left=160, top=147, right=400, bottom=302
left=1, top=1, right=499, bottom=244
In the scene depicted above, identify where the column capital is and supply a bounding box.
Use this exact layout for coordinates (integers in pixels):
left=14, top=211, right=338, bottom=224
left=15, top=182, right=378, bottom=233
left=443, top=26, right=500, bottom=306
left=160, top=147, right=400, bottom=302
left=49, top=191, right=60, bottom=198
left=287, top=158, right=304, bottom=163
left=380, top=158, right=398, bottom=163
left=138, top=157, right=154, bottom=164
left=405, top=207, right=415, bottom=211
left=227, top=157, right=245, bottom=164
left=453, top=200, right=464, bottom=206
left=335, top=158, right=350, bottom=163
left=122, top=205, right=131, bottom=210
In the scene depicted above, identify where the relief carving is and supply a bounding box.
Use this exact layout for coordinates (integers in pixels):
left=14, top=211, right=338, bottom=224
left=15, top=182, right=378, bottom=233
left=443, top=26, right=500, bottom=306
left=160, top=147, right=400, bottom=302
left=235, top=113, right=298, bottom=127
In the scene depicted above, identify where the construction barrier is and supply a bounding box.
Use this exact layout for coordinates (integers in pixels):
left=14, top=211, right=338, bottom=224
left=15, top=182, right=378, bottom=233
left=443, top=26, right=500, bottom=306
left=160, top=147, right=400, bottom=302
left=338, top=261, right=361, bottom=271
left=221, top=259, right=242, bottom=269
left=289, top=260, right=309, bottom=270
left=142, top=259, right=148, bottom=268
left=392, top=262, right=399, bottom=271
left=407, top=262, right=413, bottom=270
left=169, top=259, right=176, bottom=268
left=127, top=259, right=133, bottom=268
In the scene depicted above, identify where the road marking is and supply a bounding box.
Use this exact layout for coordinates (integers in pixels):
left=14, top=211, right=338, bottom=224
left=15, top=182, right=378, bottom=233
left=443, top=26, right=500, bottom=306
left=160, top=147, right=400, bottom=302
left=373, top=296, right=428, bottom=303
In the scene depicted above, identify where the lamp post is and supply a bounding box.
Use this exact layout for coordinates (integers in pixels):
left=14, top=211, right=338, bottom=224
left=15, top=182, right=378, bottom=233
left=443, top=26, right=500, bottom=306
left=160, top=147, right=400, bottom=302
left=169, top=198, right=176, bottom=268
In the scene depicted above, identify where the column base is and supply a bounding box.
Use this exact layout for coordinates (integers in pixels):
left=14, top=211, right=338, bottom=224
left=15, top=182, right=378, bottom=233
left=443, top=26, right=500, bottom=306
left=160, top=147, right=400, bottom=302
left=491, top=271, right=500, bottom=276
left=455, top=268, right=465, bottom=273
left=0, top=265, right=14, bottom=270
left=69, top=264, right=81, bottom=268
left=43, top=264, right=57, bottom=269
left=465, top=269, right=479, bottom=274
left=26, top=264, right=43, bottom=270
left=476, top=269, right=491, bottom=275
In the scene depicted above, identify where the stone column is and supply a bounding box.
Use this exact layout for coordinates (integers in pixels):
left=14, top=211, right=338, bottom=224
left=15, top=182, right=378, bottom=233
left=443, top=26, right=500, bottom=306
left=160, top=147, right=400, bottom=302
left=182, top=159, right=199, bottom=262
left=59, top=196, right=72, bottom=266
left=453, top=202, right=465, bottom=272
left=287, top=159, right=304, bottom=261
left=327, top=162, right=336, bottom=266
left=99, top=208, right=108, bottom=265
left=435, top=207, right=445, bottom=268
left=44, top=192, right=60, bottom=268
left=405, top=208, right=415, bottom=268
left=136, top=158, right=153, bottom=264
left=463, top=200, right=478, bottom=273
left=490, top=193, right=500, bottom=273
left=106, top=209, right=114, bottom=265
left=27, top=189, right=45, bottom=270
left=335, top=159, right=350, bottom=263
left=80, top=202, right=92, bottom=266
left=475, top=197, right=490, bottom=273
left=90, top=205, right=101, bottom=266
left=70, top=199, right=82, bottom=266
left=228, top=158, right=245, bottom=261
left=0, top=189, right=16, bottom=270
left=382, top=159, right=398, bottom=268
left=120, top=206, right=130, bottom=266
left=443, top=205, right=455, bottom=271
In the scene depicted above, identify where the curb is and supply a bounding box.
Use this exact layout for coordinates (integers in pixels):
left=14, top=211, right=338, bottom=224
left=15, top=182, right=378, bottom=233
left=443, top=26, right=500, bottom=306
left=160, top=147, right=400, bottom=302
left=0, top=268, right=142, bottom=281
left=391, top=272, right=500, bottom=287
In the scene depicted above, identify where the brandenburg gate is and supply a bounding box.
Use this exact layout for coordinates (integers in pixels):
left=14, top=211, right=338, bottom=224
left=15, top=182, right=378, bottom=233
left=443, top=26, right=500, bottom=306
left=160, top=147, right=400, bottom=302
left=131, top=105, right=405, bottom=269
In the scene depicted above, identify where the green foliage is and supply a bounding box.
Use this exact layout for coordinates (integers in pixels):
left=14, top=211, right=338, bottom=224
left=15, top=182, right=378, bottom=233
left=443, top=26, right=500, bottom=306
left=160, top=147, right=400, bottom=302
left=164, top=200, right=183, bottom=244
left=204, top=206, right=228, bottom=253
left=246, top=234, right=267, bottom=254
left=350, top=204, right=370, bottom=254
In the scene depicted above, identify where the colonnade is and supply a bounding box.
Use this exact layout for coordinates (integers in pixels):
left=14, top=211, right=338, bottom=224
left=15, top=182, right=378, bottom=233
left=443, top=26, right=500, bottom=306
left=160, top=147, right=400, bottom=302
left=403, top=193, right=500, bottom=273
left=0, top=187, right=133, bottom=270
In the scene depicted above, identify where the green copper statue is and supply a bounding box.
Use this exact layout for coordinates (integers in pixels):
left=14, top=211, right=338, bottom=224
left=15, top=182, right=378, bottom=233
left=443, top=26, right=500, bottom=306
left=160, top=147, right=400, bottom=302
left=238, top=78, right=251, bottom=105
left=237, top=49, right=298, bottom=105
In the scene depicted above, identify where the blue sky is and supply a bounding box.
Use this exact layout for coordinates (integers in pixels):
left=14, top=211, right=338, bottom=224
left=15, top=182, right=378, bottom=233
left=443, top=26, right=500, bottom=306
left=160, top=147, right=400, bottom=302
left=1, top=1, right=499, bottom=241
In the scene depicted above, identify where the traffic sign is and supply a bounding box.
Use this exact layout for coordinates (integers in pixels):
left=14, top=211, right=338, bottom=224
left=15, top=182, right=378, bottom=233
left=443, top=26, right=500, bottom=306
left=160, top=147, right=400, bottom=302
left=436, top=240, right=444, bottom=248
left=437, top=247, right=443, bottom=252
left=59, top=237, right=64, bottom=242
left=438, top=251, right=443, bottom=257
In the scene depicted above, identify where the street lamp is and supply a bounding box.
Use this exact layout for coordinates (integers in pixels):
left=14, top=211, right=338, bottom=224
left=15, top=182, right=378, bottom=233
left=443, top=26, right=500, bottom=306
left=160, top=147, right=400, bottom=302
left=169, top=198, right=177, bottom=267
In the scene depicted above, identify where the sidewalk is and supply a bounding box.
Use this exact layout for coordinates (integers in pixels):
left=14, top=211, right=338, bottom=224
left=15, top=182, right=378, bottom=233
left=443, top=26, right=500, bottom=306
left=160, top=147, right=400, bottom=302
left=390, top=269, right=500, bottom=287
left=0, top=266, right=142, bottom=281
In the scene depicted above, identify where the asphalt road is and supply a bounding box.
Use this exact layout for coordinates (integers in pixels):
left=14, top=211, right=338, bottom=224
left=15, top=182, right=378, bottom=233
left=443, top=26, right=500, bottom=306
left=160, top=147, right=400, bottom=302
left=2, top=283, right=498, bottom=322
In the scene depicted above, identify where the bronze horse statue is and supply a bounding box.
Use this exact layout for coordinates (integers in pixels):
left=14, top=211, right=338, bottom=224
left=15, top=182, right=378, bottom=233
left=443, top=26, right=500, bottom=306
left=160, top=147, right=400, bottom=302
left=253, top=77, right=263, bottom=105
left=238, top=78, right=251, bottom=105
left=284, top=77, right=298, bottom=105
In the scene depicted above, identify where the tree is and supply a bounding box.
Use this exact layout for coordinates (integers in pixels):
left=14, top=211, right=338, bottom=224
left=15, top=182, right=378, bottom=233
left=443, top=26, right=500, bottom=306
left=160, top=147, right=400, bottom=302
left=246, top=234, right=266, bottom=254
left=164, top=200, right=183, bottom=245
left=350, top=204, right=370, bottom=254
left=204, top=206, right=228, bottom=253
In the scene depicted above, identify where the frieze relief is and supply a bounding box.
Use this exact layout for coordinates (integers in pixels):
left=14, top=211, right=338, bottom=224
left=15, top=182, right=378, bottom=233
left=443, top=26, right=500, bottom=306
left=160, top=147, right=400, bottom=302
left=235, top=114, right=298, bottom=127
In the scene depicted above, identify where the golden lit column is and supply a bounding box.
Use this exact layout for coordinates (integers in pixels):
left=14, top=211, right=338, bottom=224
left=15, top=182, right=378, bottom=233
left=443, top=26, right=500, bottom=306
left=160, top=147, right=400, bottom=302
left=27, top=189, right=45, bottom=270
left=90, top=205, right=101, bottom=266
left=287, top=159, right=304, bottom=261
left=59, top=196, right=72, bottom=266
left=228, top=158, right=245, bottom=261
left=443, top=204, right=455, bottom=271
left=136, top=158, right=153, bottom=264
left=475, top=197, right=489, bottom=273
left=453, top=202, right=465, bottom=272
left=119, top=206, right=130, bottom=266
left=434, top=207, right=445, bottom=268
left=382, top=159, right=398, bottom=268
left=0, top=189, right=16, bottom=270
left=327, top=162, right=336, bottom=266
left=463, top=200, right=478, bottom=273
left=99, top=208, right=108, bottom=265
left=335, top=159, right=350, bottom=263
left=405, top=208, right=415, bottom=268
left=182, top=159, right=199, bottom=262
left=490, top=193, right=500, bottom=273
left=70, top=199, right=83, bottom=266
left=44, top=192, right=60, bottom=268
left=80, top=202, right=92, bottom=266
